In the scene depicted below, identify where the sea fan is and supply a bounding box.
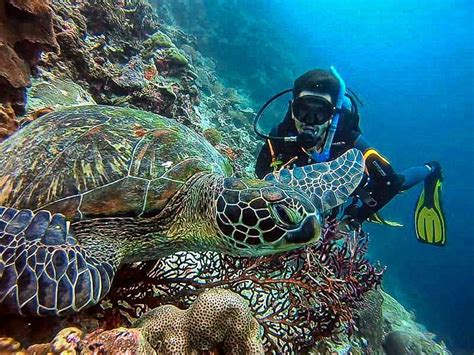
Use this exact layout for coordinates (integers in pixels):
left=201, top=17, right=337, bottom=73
left=107, top=219, right=384, bottom=353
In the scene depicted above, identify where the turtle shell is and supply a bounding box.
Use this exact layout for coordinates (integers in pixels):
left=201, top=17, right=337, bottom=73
left=0, top=105, right=232, bottom=220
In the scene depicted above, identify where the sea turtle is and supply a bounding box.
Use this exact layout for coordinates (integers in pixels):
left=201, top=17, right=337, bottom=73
left=0, top=105, right=364, bottom=317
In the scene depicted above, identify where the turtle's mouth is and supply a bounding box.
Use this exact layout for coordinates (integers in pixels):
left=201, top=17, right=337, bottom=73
left=285, top=215, right=321, bottom=244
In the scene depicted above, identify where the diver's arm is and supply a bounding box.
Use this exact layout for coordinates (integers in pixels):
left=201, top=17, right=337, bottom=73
left=399, top=165, right=432, bottom=190
left=347, top=135, right=436, bottom=222
left=353, top=135, right=405, bottom=189
left=354, top=135, right=434, bottom=191
left=346, top=135, right=404, bottom=221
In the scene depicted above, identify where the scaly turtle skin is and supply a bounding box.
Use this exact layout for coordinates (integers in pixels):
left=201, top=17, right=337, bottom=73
left=0, top=105, right=364, bottom=317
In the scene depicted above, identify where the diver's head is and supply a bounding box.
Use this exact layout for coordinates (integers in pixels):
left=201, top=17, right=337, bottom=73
left=293, top=69, right=341, bottom=102
left=291, top=69, right=340, bottom=150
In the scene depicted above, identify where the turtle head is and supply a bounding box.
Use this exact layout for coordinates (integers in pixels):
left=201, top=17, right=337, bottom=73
left=215, top=177, right=321, bottom=256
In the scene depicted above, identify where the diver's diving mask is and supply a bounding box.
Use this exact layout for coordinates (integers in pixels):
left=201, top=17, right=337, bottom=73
left=291, top=95, right=335, bottom=125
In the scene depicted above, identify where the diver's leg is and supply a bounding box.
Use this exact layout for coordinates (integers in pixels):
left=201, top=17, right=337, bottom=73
left=399, top=165, right=432, bottom=190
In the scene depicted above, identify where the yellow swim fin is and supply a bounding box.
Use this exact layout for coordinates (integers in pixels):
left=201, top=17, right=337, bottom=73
left=414, top=163, right=446, bottom=246
left=368, top=212, right=403, bottom=227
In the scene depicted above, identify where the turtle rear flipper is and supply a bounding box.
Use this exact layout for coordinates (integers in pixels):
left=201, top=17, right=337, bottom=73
left=0, top=207, right=116, bottom=316
left=264, top=149, right=365, bottom=213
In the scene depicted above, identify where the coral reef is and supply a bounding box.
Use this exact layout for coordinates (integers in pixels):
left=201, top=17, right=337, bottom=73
left=0, top=221, right=383, bottom=353
left=143, top=30, right=174, bottom=49
left=0, top=0, right=451, bottom=353
left=83, top=327, right=156, bottom=354
left=2, top=289, right=263, bottom=354
left=202, top=127, right=223, bottom=146
left=133, top=288, right=263, bottom=354
left=0, top=336, right=21, bottom=353
left=0, top=0, right=58, bottom=113
left=28, top=0, right=258, bottom=175
left=27, top=75, right=96, bottom=113
left=154, top=0, right=299, bottom=103
left=354, top=289, right=384, bottom=352
left=383, top=330, right=413, bottom=355
left=381, top=291, right=449, bottom=354
left=304, top=287, right=450, bottom=354
left=0, top=327, right=82, bottom=354
left=1, top=221, right=381, bottom=353
left=0, top=310, right=102, bottom=349
left=0, top=105, right=17, bottom=142
left=106, top=219, right=384, bottom=353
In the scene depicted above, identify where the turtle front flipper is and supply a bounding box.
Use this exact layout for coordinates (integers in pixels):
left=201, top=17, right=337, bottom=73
left=264, top=149, right=365, bottom=213
left=0, top=207, right=117, bottom=316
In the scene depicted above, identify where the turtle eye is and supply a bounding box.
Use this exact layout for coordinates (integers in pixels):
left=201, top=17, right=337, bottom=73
left=270, top=204, right=303, bottom=226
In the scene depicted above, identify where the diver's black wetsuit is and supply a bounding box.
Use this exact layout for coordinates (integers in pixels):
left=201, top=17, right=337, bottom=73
left=255, top=108, right=429, bottom=223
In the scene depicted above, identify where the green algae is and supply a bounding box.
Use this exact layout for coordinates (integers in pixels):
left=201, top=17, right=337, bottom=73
left=163, top=48, right=189, bottom=66
left=144, top=31, right=174, bottom=48
left=202, top=128, right=223, bottom=146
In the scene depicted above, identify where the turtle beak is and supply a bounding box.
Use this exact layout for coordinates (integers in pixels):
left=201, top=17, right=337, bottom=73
left=285, top=215, right=321, bottom=244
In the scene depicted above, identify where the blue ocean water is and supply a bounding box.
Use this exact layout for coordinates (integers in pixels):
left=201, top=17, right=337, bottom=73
left=262, top=1, right=474, bottom=352
left=172, top=0, right=473, bottom=352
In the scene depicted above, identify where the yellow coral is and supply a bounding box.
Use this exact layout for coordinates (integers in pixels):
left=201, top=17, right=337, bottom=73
left=134, top=288, right=264, bottom=354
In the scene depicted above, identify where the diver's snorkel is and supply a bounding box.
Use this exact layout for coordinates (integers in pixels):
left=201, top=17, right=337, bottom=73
left=310, top=66, right=346, bottom=163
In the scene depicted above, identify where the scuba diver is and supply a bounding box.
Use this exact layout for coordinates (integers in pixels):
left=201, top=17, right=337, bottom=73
left=254, top=67, right=446, bottom=245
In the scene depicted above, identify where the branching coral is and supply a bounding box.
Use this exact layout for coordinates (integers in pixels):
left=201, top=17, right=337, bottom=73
left=107, top=219, right=384, bottom=353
